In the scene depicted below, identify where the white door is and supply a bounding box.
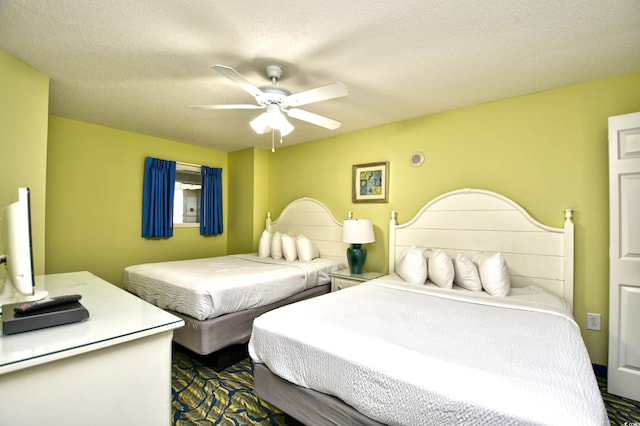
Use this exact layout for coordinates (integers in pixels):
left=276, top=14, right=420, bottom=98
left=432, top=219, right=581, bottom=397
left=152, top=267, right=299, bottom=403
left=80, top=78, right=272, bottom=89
left=608, top=111, right=640, bottom=401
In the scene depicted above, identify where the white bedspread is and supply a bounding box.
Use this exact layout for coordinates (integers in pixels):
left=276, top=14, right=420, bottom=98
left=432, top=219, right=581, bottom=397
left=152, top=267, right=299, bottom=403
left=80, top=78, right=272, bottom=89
left=249, top=274, right=608, bottom=426
left=123, top=254, right=343, bottom=320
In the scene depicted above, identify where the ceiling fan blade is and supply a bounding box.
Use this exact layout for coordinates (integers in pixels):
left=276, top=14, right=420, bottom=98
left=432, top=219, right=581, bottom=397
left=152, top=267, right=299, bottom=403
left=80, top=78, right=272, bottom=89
left=213, top=64, right=263, bottom=98
left=190, top=104, right=263, bottom=110
left=285, top=82, right=348, bottom=107
left=286, top=108, right=342, bottom=130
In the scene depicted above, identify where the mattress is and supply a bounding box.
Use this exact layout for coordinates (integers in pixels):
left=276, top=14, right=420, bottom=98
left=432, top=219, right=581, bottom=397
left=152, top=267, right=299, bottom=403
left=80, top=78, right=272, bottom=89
left=123, top=254, right=343, bottom=321
left=172, top=284, right=330, bottom=356
left=249, top=274, right=608, bottom=426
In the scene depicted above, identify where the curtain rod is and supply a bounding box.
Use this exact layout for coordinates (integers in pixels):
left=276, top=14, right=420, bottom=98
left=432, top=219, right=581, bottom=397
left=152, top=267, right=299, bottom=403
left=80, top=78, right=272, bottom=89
left=176, top=161, right=202, bottom=173
left=176, top=161, right=200, bottom=168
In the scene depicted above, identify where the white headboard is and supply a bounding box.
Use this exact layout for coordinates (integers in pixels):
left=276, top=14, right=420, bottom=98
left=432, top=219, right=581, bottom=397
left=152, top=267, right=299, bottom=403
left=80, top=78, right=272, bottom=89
left=389, top=188, right=574, bottom=310
left=266, top=197, right=348, bottom=265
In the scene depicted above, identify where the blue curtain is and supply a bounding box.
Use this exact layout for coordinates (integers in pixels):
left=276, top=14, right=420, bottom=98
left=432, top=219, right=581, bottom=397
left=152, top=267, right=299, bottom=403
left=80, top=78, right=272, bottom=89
left=142, top=157, right=176, bottom=238
left=200, top=166, right=223, bottom=236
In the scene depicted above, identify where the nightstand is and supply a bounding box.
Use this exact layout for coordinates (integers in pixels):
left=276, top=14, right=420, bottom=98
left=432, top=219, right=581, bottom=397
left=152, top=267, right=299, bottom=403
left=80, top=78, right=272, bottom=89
left=329, top=269, right=385, bottom=291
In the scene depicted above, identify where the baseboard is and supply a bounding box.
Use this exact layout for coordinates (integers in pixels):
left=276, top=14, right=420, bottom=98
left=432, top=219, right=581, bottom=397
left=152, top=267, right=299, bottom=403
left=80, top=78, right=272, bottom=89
left=593, top=363, right=607, bottom=379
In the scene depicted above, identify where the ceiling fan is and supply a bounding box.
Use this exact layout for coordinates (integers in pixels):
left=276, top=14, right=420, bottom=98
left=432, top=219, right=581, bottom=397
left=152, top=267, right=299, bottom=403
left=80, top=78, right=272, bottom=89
left=191, top=64, right=348, bottom=150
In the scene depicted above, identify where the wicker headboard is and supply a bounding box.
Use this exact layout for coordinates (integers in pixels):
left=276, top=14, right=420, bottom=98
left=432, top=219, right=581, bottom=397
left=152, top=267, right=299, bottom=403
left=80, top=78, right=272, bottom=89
left=389, top=188, right=574, bottom=310
left=266, top=197, right=348, bottom=266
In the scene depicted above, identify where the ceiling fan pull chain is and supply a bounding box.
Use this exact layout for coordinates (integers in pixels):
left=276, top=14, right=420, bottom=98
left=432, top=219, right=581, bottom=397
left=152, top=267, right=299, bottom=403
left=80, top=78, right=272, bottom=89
left=271, top=129, right=275, bottom=152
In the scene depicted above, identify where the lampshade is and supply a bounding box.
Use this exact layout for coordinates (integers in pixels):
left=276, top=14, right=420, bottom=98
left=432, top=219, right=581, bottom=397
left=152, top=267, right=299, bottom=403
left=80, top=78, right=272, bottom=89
left=249, top=113, right=270, bottom=134
left=341, top=219, right=375, bottom=244
left=250, top=104, right=295, bottom=136
left=275, top=115, right=294, bottom=136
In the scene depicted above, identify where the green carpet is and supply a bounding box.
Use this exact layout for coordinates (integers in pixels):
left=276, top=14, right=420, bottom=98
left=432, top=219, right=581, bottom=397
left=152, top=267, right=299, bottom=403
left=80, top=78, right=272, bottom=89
left=172, top=349, right=285, bottom=425
left=172, top=348, right=640, bottom=425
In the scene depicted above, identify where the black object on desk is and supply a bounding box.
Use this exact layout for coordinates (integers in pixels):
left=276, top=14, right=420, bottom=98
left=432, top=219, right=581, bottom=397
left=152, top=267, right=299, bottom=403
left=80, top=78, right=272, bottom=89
left=2, top=299, right=90, bottom=335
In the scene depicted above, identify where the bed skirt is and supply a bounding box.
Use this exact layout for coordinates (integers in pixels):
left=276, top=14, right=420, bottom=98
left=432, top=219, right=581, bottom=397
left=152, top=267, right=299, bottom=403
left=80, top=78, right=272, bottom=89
left=170, top=284, right=330, bottom=355
left=254, top=363, right=384, bottom=426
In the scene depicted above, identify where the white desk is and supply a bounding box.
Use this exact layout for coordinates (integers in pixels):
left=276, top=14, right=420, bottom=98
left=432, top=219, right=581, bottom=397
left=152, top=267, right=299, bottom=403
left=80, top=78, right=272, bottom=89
left=0, top=271, right=184, bottom=426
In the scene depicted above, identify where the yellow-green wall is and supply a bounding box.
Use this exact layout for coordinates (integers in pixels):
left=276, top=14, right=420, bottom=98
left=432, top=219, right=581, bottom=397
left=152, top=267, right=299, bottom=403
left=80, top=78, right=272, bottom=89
left=228, top=148, right=255, bottom=254
left=227, top=147, right=270, bottom=254
left=45, top=116, right=228, bottom=285
left=252, top=147, right=270, bottom=248
left=0, top=49, right=49, bottom=278
left=268, top=72, right=640, bottom=365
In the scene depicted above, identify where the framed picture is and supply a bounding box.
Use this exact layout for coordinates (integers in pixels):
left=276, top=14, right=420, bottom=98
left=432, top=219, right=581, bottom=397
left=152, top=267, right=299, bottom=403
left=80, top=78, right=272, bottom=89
left=352, top=161, right=389, bottom=203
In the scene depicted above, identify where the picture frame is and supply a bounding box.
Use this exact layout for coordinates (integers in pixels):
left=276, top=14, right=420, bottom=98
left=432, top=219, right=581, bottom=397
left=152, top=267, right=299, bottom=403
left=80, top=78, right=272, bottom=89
left=352, top=161, right=389, bottom=203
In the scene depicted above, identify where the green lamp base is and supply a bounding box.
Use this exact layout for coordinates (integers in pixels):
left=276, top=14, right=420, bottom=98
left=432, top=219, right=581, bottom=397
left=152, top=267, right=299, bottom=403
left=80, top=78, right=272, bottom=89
left=346, top=244, right=367, bottom=275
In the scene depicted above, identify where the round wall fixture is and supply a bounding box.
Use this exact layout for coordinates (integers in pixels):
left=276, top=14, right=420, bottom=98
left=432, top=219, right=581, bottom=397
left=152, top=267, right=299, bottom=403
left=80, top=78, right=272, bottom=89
left=410, top=152, right=425, bottom=167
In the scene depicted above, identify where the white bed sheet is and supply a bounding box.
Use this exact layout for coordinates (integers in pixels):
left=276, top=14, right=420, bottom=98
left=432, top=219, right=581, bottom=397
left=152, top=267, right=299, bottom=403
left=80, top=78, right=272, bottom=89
left=123, top=254, right=343, bottom=321
left=249, top=274, right=608, bottom=426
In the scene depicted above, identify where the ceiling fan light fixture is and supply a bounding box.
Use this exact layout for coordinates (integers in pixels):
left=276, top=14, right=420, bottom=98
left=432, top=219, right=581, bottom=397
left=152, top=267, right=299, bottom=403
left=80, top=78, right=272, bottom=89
left=250, top=104, right=293, bottom=137
left=276, top=115, right=294, bottom=136
left=250, top=106, right=294, bottom=137
left=249, top=113, right=270, bottom=134
left=266, top=103, right=281, bottom=124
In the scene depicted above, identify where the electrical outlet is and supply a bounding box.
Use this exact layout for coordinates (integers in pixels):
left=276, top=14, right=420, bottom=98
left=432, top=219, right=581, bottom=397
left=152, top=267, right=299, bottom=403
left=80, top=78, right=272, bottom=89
left=587, top=313, right=601, bottom=331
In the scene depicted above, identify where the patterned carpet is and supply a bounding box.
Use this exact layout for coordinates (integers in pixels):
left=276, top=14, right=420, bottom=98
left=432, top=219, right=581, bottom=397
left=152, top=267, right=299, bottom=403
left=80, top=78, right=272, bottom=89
left=172, top=349, right=286, bottom=425
left=597, top=375, right=640, bottom=426
left=172, top=347, right=640, bottom=425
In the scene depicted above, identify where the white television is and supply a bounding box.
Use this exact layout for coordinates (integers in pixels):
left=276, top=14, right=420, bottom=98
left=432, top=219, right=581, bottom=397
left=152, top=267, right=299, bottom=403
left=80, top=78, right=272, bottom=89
left=0, top=187, right=47, bottom=311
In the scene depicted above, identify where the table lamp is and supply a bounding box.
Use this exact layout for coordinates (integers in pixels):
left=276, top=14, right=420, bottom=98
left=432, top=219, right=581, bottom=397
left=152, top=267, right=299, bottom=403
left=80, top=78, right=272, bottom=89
left=341, top=218, right=375, bottom=275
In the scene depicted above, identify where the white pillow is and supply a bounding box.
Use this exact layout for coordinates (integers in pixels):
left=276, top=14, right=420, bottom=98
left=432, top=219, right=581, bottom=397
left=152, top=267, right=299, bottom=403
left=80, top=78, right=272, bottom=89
left=396, top=246, right=427, bottom=284
left=477, top=252, right=511, bottom=296
left=453, top=252, right=482, bottom=291
left=281, top=234, right=298, bottom=262
left=296, top=235, right=319, bottom=262
left=258, top=230, right=272, bottom=258
left=271, top=231, right=283, bottom=259
left=427, top=250, right=454, bottom=288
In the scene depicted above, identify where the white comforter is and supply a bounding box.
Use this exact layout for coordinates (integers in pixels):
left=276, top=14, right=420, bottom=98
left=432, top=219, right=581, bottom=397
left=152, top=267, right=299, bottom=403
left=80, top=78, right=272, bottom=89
left=123, top=254, right=343, bottom=320
left=249, top=274, right=608, bottom=426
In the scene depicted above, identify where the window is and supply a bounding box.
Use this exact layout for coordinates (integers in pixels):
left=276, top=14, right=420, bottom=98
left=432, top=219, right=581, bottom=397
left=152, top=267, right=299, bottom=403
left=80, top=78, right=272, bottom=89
left=173, top=163, right=201, bottom=227
left=142, top=158, right=222, bottom=237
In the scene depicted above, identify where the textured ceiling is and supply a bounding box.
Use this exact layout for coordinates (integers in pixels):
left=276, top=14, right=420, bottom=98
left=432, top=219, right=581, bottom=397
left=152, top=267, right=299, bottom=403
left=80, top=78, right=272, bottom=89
left=1, top=1, right=639, bottom=152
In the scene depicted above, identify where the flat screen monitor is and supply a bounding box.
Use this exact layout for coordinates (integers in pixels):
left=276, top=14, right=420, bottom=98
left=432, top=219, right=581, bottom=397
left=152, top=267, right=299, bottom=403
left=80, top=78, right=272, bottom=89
left=0, top=187, right=47, bottom=311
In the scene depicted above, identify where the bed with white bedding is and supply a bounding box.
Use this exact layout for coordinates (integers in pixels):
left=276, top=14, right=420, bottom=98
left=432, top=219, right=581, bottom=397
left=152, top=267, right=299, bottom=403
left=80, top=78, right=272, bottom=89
left=249, top=188, right=608, bottom=425
left=123, top=197, right=346, bottom=356
left=123, top=254, right=340, bottom=321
